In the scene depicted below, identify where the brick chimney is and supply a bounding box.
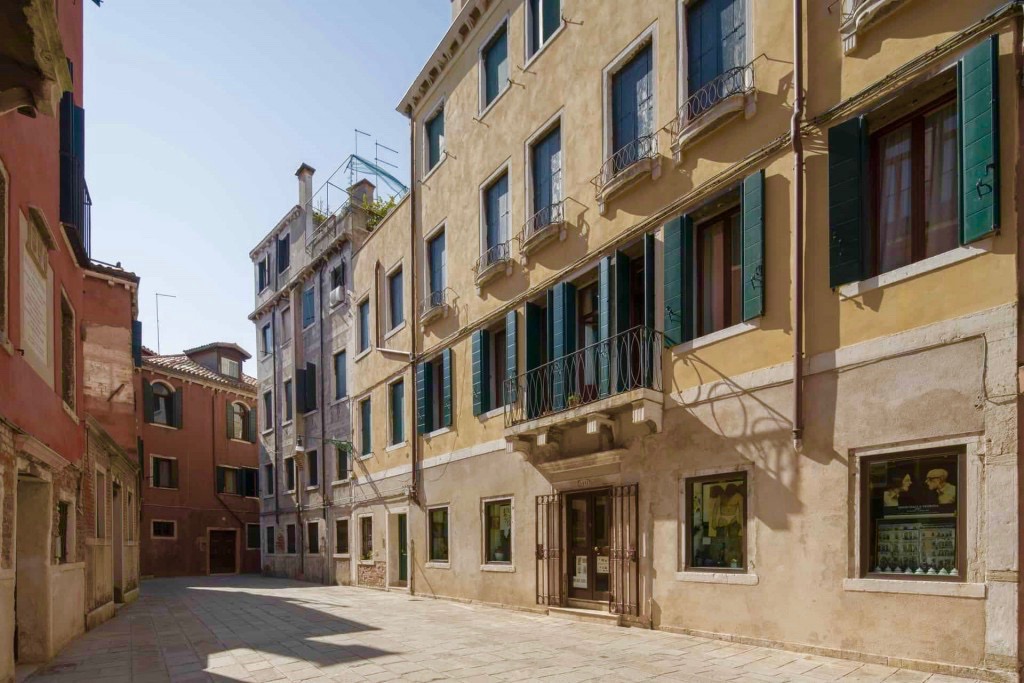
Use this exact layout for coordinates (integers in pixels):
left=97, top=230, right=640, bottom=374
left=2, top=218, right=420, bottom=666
left=295, top=163, right=315, bottom=208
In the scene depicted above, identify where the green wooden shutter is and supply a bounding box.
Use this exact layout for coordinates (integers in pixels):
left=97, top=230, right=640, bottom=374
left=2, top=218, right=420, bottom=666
left=169, top=459, right=178, bottom=488
left=172, top=388, right=183, bottom=428
left=614, top=251, right=632, bottom=391
left=551, top=282, right=576, bottom=410
left=226, top=400, right=235, bottom=439
left=305, top=362, right=317, bottom=411
left=742, top=169, right=766, bottom=320
left=598, top=257, right=612, bottom=397
left=472, top=329, right=491, bottom=416
left=416, top=362, right=431, bottom=434
left=143, top=379, right=154, bottom=423
left=246, top=407, right=256, bottom=443
left=828, top=116, right=867, bottom=287
left=442, top=348, right=453, bottom=427
left=505, top=310, right=518, bottom=405
left=663, top=217, right=689, bottom=346
left=235, top=468, right=245, bottom=494
left=525, top=302, right=544, bottom=419
left=131, top=321, right=142, bottom=367
left=295, top=368, right=307, bottom=414
left=216, top=466, right=225, bottom=493
left=643, top=234, right=655, bottom=328
left=959, top=34, right=1000, bottom=244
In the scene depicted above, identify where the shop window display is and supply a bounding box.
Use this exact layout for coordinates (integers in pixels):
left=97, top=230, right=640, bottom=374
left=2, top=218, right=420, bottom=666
left=688, top=473, right=746, bottom=571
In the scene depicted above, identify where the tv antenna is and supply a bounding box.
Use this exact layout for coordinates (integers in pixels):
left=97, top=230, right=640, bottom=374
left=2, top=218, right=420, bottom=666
left=374, top=142, right=399, bottom=194
left=353, top=129, right=371, bottom=185
left=154, top=292, right=176, bottom=354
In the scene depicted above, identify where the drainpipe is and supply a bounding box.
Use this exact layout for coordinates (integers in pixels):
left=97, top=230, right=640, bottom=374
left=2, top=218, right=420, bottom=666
left=211, top=390, right=246, bottom=529
left=408, top=116, right=421, bottom=508
left=318, top=260, right=329, bottom=584
left=791, top=0, right=805, bottom=449
left=271, top=310, right=281, bottom=526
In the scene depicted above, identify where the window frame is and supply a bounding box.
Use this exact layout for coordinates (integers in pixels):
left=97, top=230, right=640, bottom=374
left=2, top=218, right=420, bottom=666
left=388, top=378, right=406, bottom=447
left=676, top=0, right=755, bottom=118
left=307, top=520, right=320, bottom=555
left=525, top=112, right=564, bottom=222
left=479, top=162, right=512, bottom=261
left=524, top=0, right=565, bottom=65
left=478, top=17, right=511, bottom=116
left=0, top=156, right=8, bottom=344
left=357, top=298, right=371, bottom=355
left=216, top=465, right=240, bottom=496
left=423, top=98, right=447, bottom=177
left=481, top=496, right=514, bottom=567
left=359, top=514, right=374, bottom=563
left=334, top=518, right=350, bottom=557
left=683, top=470, right=749, bottom=573
left=333, top=349, right=348, bottom=401
left=286, top=523, right=297, bottom=555
left=150, top=380, right=177, bottom=428
left=245, top=523, right=261, bottom=550
left=601, top=24, right=658, bottom=166
left=261, top=322, right=273, bottom=356
left=229, top=401, right=249, bottom=441
left=427, top=504, right=451, bottom=566
left=59, top=289, right=76, bottom=411
left=284, top=456, right=296, bottom=493
left=306, top=450, right=319, bottom=489
left=277, top=234, right=290, bottom=273
left=694, top=201, right=744, bottom=338
left=94, top=467, right=107, bottom=539
left=359, top=396, right=373, bottom=458
left=262, top=390, right=274, bottom=433
left=265, top=525, right=276, bottom=554
left=283, top=378, right=293, bottom=423
left=241, top=466, right=258, bottom=498
left=334, top=445, right=350, bottom=483
left=280, top=305, right=292, bottom=344
left=262, top=462, right=275, bottom=497
left=386, top=263, right=405, bottom=333
left=257, top=254, right=270, bottom=293
left=150, top=454, right=178, bottom=490
left=301, top=285, right=316, bottom=330
left=151, top=519, right=177, bottom=540
left=425, top=223, right=447, bottom=303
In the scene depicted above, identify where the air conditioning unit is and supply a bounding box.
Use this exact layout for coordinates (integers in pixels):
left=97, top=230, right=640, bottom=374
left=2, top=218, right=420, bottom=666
left=329, top=287, right=345, bottom=307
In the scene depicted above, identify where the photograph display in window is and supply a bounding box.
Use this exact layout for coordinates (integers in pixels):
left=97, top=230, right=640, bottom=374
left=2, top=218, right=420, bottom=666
left=689, top=474, right=745, bottom=570
left=867, top=451, right=959, bottom=576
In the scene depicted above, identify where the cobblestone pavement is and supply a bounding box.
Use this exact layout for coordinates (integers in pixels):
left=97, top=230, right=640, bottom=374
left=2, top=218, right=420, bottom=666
left=27, top=575, right=978, bottom=683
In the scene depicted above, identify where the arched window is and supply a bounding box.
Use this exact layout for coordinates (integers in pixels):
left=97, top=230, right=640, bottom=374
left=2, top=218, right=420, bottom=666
left=151, top=382, right=177, bottom=427
left=232, top=402, right=247, bottom=440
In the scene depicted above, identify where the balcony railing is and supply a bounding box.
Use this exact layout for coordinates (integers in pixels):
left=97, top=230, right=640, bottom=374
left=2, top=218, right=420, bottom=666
left=419, top=288, right=451, bottom=321
left=675, top=63, right=754, bottom=132
left=474, top=241, right=512, bottom=279
left=591, top=133, right=659, bottom=194
left=503, top=325, right=663, bottom=428
left=520, top=200, right=565, bottom=249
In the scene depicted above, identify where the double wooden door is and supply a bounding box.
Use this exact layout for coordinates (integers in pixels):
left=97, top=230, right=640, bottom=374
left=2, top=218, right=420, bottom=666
left=209, top=530, right=237, bottom=574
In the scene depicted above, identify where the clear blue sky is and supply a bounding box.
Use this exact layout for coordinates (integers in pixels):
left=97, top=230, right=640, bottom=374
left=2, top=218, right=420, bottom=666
left=84, top=1, right=450, bottom=374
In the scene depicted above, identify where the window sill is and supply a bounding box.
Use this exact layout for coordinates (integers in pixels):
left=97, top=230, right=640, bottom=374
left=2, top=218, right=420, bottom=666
left=424, top=426, right=451, bottom=439
left=843, top=578, right=984, bottom=598
left=386, top=441, right=408, bottom=452
left=480, top=563, right=515, bottom=573
left=837, top=239, right=991, bottom=299
left=384, top=322, right=407, bottom=341
left=478, top=406, right=504, bottom=421
left=305, top=485, right=319, bottom=492
left=0, top=335, right=13, bottom=356
left=229, top=438, right=252, bottom=445
left=261, top=427, right=274, bottom=435
left=281, top=420, right=293, bottom=428
left=354, top=347, right=372, bottom=363
left=358, top=559, right=376, bottom=566
left=301, top=408, right=318, bottom=417
left=422, top=155, right=447, bottom=183
left=673, top=319, right=760, bottom=354
left=675, top=570, right=759, bottom=585
left=523, top=22, right=567, bottom=70
left=596, top=155, right=661, bottom=216
left=150, top=485, right=178, bottom=491
left=302, top=322, right=316, bottom=333
left=332, top=479, right=351, bottom=486
left=330, top=396, right=349, bottom=407
left=285, top=489, right=296, bottom=495
left=359, top=453, right=373, bottom=460
left=148, top=422, right=180, bottom=431
left=477, top=84, right=511, bottom=122
left=333, top=553, right=350, bottom=559
left=62, top=401, right=79, bottom=423
left=426, top=561, right=451, bottom=570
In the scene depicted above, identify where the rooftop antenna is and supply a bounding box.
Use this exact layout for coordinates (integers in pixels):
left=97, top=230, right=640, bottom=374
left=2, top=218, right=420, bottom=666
left=353, top=129, right=371, bottom=185
left=374, top=141, right=399, bottom=196
left=154, top=292, right=176, bottom=354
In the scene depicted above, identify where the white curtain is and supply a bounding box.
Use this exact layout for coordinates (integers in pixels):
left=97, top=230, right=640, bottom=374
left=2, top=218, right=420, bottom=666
left=924, top=103, right=959, bottom=257
left=878, top=125, right=913, bottom=273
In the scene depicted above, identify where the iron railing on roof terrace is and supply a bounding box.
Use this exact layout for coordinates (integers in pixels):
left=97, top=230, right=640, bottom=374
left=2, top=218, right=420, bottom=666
left=592, top=133, right=659, bottom=193
left=674, top=63, right=755, bottom=134
left=503, top=325, right=663, bottom=428
left=520, top=200, right=565, bottom=246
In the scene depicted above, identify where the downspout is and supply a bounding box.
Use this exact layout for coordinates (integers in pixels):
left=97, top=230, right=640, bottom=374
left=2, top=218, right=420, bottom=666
left=409, top=116, right=421, bottom=508
left=318, top=261, right=329, bottom=584
left=791, top=0, right=805, bottom=449
left=211, top=391, right=246, bottom=529
left=272, top=313, right=280, bottom=526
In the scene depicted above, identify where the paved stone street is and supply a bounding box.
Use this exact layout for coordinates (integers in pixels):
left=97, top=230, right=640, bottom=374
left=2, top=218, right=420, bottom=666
left=27, top=576, right=977, bottom=683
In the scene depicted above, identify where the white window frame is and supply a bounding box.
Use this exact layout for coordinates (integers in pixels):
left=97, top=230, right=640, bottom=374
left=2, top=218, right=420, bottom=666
left=229, top=401, right=249, bottom=441
left=217, top=464, right=240, bottom=496
left=257, top=254, right=270, bottom=293
left=301, top=285, right=316, bottom=331
left=260, top=321, right=273, bottom=356
left=262, top=462, right=275, bottom=498
left=357, top=394, right=373, bottom=459
left=424, top=220, right=447, bottom=301
left=426, top=504, right=451, bottom=568
left=265, top=524, right=276, bottom=554
left=675, top=0, right=755, bottom=117
left=422, top=97, right=447, bottom=179
left=306, top=519, right=321, bottom=555
left=305, top=450, right=319, bottom=490
left=478, top=160, right=512, bottom=260
left=524, top=110, right=565, bottom=220
left=333, top=517, right=351, bottom=558
left=149, top=379, right=177, bottom=429
left=480, top=495, right=515, bottom=571
left=386, top=376, right=407, bottom=449
left=151, top=519, right=177, bottom=541
left=478, top=15, right=512, bottom=117
left=285, top=523, right=298, bottom=555
left=385, top=260, right=406, bottom=337
left=262, top=390, right=274, bottom=433
left=355, top=296, right=372, bottom=359
left=524, top=0, right=566, bottom=66
left=284, top=456, right=296, bottom=493
left=245, top=523, right=261, bottom=550
left=601, top=22, right=658, bottom=163
left=358, top=513, right=374, bottom=564
left=150, top=454, right=178, bottom=490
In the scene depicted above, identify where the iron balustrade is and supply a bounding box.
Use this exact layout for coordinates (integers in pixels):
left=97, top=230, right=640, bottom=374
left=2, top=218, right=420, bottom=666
left=474, top=241, right=512, bottom=276
left=419, top=288, right=450, bottom=318
left=504, top=325, right=663, bottom=427
left=521, top=200, right=565, bottom=246
left=676, top=63, right=755, bottom=130
left=592, top=133, right=659, bottom=193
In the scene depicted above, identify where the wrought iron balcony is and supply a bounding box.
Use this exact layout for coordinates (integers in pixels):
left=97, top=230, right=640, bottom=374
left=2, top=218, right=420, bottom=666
left=503, top=325, right=663, bottom=428
left=675, top=63, right=755, bottom=133
left=591, top=133, right=659, bottom=196
left=520, top=201, right=565, bottom=254
left=418, top=288, right=451, bottom=324
left=474, top=241, right=512, bottom=284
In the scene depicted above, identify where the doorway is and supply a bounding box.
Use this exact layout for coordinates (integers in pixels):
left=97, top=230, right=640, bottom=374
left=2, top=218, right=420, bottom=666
left=397, top=514, right=408, bottom=583
left=208, top=530, right=237, bottom=574
left=112, top=484, right=123, bottom=602
left=566, top=489, right=611, bottom=603
left=15, top=477, right=50, bottom=663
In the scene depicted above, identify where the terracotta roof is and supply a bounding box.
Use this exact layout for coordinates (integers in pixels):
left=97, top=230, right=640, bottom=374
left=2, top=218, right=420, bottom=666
left=182, top=341, right=252, bottom=361
left=143, top=354, right=256, bottom=394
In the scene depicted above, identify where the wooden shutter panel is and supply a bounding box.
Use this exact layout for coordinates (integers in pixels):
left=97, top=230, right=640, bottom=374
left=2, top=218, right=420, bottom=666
left=59, top=93, right=74, bottom=226
left=550, top=282, right=576, bottom=410
left=959, top=34, right=1000, bottom=244
left=225, top=400, right=235, bottom=440
left=295, top=368, right=307, bottom=414
left=305, top=362, right=317, bottom=412
left=472, top=329, right=491, bottom=416
left=169, top=459, right=179, bottom=489
left=441, top=348, right=453, bottom=428
left=614, top=251, right=632, bottom=391
left=505, top=310, right=518, bottom=405
left=663, top=217, right=683, bottom=346
left=247, top=406, right=257, bottom=443
left=216, top=467, right=225, bottom=494
left=742, top=169, right=766, bottom=320
left=642, top=233, right=656, bottom=387
left=143, top=379, right=154, bottom=423
left=236, top=468, right=245, bottom=495
left=525, top=302, right=544, bottom=419
left=416, top=362, right=432, bottom=434
left=598, top=257, right=612, bottom=397
left=828, top=116, right=868, bottom=287
left=131, top=321, right=142, bottom=367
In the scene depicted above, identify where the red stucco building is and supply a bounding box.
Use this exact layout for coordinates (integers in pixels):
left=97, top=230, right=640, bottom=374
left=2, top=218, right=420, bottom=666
left=139, top=343, right=260, bottom=576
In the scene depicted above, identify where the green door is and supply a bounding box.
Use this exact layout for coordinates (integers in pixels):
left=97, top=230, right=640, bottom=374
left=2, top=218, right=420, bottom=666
left=398, top=514, right=408, bottom=582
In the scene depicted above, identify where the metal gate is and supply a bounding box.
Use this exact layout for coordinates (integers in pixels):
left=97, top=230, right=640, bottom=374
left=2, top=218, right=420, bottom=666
left=535, top=493, right=563, bottom=607
left=609, top=483, right=639, bottom=616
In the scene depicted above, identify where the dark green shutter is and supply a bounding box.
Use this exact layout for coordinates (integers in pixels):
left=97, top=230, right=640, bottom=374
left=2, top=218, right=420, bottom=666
left=828, top=116, right=868, bottom=287
left=295, top=368, right=307, bottom=414
left=643, top=234, right=655, bottom=328
left=598, top=257, right=612, bottom=397
left=131, top=321, right=142, bottom=367
left=169, top=459, right=178, bottom=488
left=216, top=467, right=225, bottom=494
left=959, top=34, right=1000, bottom=244
left=525, top=302, right=544, bottom=419
left=441, top=348, right=453, bottom=428
left=614, top=251, right=632, bottom=391
left=246, top=407, right=256, bottom=443
left=550, top=282, right=576, bottom=410
left=172, top=388, right=183, bottom=428
left=663, top=217, right=695, bottom=346
left=226, top=400, right=235, bottom=439
left=416, top=362, right=432, bottom=434
left=742, top=169, right=766, bottom=320
left=235, top=468, right=245, bottom=494
left=472, top=329, right=491, bottom=416
left=505, top=310, right=517, bottom=405
left=143, top=379, right=154, bottom=423
left=305, top=362, right=317, bottom=411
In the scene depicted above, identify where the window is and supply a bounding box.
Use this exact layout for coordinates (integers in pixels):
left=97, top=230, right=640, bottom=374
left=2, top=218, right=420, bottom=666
left=220, top=356, right=240, bottom=378
left=280, top=307, right=292, bottom=343
left=864, top=449, right=961, bottom=577
left=610, top=43, right=654, bottom=170
left=360, top=516, right=373, bottom=560
left=686, top=0, right=747, bottom=118
left=427, top=230, right=446, bottom=306
left=423, top=355, right=447, bottom=433
left=527, top=0, right=561, bottom=58
left=686, top=472, right=747, bottom=571
left=246, top=524, right=260, bottom=550
left=358, top=299, right=370, bottom=352
left=56, top=501, right=69, bottom=563
left=307, top=521, right=320, bottom=554
left=257, top=255, right=269, bottom=292
left=481, top=23, right=509, bottom=110
left=286, top=524, right=296, bottom=554
left=482, top=171, right=510, bottom=265
left=151, top=456, right=178, bottom=489
left=277, top=234, right=290, bottom=273
left=335, top=519, right=350, bottom=555
left=265, top=525, right=276, bottom=554
left=60, top=293, right=75, bottom=408
left=94, top=471, right=106, bottom=538
left=473, top=324, right=509, bottom=416
left=261, top=323, right=273, bottom=355
left=872, top=97, right=958, bottom=274
left=491, top=326, right=507, bottom=410
left=152, top=520, right=176, bottom=539
left=330, top=261, right=346, bottom=290
left=283, top=379, right=293, bottom=422
left=228, top=402, right=250, bottom=441
left=285, top=457, right=296, bottom=492
left=263, top=391, right=273, bottom=430
left=125, top=492, right=134, bottom=542
left=263, top=463, right=274, bottom=496
left=484, top=499, right=512, bottom=564
left=334, top=351, right=347, bottom=400
left=388, top=267, right=404, bottom=330
left=302, top=286, right=315, bottom=328
left=216, top=466, right=239, bottom=495
left=150, top=381, right=177, bottom=427
left=336, top=445, right=349, bottom=481
left=242, top=467, right=258, bottom=497
left=307, top=450, right=319, bottom=487
left=697, top=204, right=742, bottom=336
left=390, top=380, right=405, bottom=445
left=429, top=506, right=449, bottom=562
left=530, top=124, right=562, bottom=225
left=425, top=105, right=445, bottom=172
left=360, top=398, right=372, bottom=456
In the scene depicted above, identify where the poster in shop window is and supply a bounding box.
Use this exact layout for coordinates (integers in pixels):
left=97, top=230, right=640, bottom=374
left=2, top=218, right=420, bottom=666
left=573, top=555, right=587, bottom=588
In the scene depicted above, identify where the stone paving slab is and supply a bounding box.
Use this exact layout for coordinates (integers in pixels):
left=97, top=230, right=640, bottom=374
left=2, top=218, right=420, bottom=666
left=24, top=575, right=980, bottom=683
